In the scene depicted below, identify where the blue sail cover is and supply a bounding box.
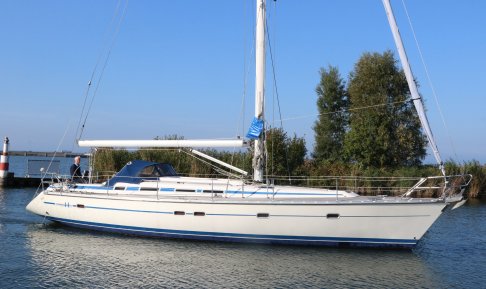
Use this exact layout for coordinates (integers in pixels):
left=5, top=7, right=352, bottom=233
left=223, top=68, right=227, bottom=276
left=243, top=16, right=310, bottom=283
left=246, top=117, right=264, bottom=139
left=105, top=160, right=157, bottom=187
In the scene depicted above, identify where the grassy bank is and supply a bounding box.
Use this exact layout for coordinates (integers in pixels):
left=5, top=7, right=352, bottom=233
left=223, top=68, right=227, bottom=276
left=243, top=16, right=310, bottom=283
left=91, top=148, right=484, bottom=198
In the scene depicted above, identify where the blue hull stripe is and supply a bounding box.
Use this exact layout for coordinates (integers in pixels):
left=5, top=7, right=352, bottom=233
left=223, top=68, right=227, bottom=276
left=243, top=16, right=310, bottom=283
left=73, top=185, right=342, bottom=197
left=75, top=185, right=110, bottom=190
left=43, top=201, right=429, bottom=218
left=46, top=216, right=417, bottom=248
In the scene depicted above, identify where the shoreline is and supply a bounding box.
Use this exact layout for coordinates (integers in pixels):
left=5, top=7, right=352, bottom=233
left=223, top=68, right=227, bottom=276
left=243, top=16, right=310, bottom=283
left=8, top=151, right=88, bottom=158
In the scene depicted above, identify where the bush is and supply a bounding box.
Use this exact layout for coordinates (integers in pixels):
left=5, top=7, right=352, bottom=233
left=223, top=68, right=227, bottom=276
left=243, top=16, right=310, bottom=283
left=91, top=148, right=485, bottom=198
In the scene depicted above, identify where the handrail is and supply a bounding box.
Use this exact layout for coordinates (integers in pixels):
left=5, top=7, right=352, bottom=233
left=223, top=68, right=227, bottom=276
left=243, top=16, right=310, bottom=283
left=403, top=174, right=473, bottom=198
left=42, top=171, right=473, bottom=200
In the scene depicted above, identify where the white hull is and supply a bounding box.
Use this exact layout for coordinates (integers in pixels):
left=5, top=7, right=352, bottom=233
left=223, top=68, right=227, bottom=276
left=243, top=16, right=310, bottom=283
left=25, top=0, right=468, bottom=249
left=27, top=180, right=447, bottom=248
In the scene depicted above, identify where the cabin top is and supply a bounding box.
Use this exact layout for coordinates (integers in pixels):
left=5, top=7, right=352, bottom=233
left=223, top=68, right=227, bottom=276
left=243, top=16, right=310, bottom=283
left=106, top=160, right=177, bottom=186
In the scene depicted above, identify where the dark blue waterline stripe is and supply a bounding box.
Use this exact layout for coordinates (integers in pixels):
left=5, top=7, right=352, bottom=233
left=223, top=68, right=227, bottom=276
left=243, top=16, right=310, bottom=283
left=46, top=216, right=417, bottom=247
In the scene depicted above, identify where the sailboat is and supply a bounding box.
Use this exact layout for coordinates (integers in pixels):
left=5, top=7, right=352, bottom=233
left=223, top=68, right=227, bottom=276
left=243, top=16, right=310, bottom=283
left=27, top=0, right=471, bottom=248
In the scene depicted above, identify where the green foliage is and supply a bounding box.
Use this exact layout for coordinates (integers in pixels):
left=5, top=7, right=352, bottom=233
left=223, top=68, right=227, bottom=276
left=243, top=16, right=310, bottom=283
left=444, top=160, right=486, bottom=198
left=91, top=146, right=485, bottom=198
left=91, top=129, right=306, bottom=183
left=344, top=51, right=426, bottom=168
left=89, top=49, right=485, bottom=198
left=313, top=66, right=349, bottom=163
left=93, top=148, right=134, bottom=176
left=265, top=127, right=307, bottom=178
left=92, top=135, right=254, bottom=180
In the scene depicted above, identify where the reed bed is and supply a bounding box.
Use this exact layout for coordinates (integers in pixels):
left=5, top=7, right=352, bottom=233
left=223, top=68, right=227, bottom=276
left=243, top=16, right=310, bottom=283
left=91, top=148, right=485, bottom=198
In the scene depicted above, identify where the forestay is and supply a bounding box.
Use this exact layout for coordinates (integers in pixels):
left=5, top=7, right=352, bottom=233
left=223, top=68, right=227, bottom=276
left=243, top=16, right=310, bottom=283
left=382, top=0, right=445, bottom=175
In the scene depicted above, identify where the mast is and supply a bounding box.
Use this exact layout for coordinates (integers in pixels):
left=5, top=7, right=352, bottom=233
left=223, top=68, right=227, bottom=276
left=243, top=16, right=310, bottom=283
left=382, top=0, right=445, bottom=176
left=253, top=0, right=266, bottom=182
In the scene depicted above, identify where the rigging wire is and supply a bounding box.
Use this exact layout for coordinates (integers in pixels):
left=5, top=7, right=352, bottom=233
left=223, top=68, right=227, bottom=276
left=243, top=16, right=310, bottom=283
left=265, top=1, right=292, bottom=183
left=32, top=120, right=75, bottom=200
left=277, top=99, right=409, bottom=122
left=270, top=0, right=276, bottom=179
left=35, top=119, right=74, bottom=195
left=74, top=0, right=124, bottom=143
left=400, top=0, right=458, bottom=160
left=75, top=0, right=129, bottom=143
left=231, top=0, right=255, bottom=174
left=237, top=0, right=252, bottom=139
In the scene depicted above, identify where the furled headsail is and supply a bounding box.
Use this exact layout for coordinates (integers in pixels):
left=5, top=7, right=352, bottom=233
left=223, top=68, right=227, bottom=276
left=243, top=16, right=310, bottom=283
left=382, top=0, right=445, bottom=175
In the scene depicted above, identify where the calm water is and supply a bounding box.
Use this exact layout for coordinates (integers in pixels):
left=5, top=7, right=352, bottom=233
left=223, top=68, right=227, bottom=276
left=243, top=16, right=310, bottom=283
left=1, top=187, right=485, bottom=289
left=7, top=155, right=89, bottom=177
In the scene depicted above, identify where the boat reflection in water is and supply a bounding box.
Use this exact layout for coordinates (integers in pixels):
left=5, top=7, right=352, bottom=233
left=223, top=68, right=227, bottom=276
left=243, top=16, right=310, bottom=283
left=27, top=225, right=444, bottom=288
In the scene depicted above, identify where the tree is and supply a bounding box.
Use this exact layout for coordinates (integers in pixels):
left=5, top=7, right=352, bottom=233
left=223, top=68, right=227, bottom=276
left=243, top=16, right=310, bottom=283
left=313, top=65, right=348, bottom=163
left=344, top=51, right=426, bottom=168
left=265, top=127, right=307, bottom=177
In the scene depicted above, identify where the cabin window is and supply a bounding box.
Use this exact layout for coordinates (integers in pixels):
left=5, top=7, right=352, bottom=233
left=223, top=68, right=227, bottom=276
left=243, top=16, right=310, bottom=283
left=174, top=211, right=185, bottom=216
left=257, top=213, right=269, bottom=218
left=138, top=164, right=178, bottom=178
left=326, top=213, right=340, bottom=219
left=176, top=189, right=195, bottom=193
left=138, top=165, right=161, bottom=177
left=114, top=187, right=125, bottom=191
left=140, top=187, right=157, bottom=191
left=194, top=212, right=206, bottom=216
left=203, top=190, right=223, bottom=194
left=77, top=204, right=85, bottom=208
left=156, top=163, right=178, bottom=177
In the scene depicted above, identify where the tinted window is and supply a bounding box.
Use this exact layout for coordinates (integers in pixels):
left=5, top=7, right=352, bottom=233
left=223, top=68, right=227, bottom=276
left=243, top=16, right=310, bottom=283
left=138, top=165, right=160, bottom=177
left=156, top=163, right=177, bottom=177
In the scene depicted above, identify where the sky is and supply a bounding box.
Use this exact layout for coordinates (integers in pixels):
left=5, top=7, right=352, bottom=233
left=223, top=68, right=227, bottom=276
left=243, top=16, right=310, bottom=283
left=0, top=0, right=485, bottom=164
